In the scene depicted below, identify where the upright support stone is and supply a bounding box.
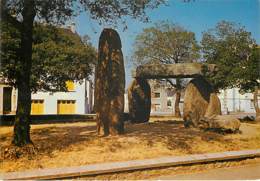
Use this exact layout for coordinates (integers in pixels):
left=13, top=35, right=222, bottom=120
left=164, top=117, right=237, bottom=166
left=128, top=78, right=151, bottom=123
left=94, top=28, right=125, bottom=135
left=183, top=77, right=221, bottom=128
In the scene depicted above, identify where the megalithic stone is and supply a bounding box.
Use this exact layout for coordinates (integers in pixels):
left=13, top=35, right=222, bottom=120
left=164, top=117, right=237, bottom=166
left=94, top=28, right=125, bottom=135
left=183, top=77, right=221, bottom=128
left=128, top=78, right=151, bottom=123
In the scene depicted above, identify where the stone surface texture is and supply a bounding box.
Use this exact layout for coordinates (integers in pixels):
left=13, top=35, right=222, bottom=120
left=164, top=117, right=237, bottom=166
left=183, top=77, right=240, bottom=132
left=94, top=28, right=125, bottom=135
left=134, top=63, right=217, bottom=79
left=208, top=115, right=241, bottom=131
left=128, top=78, right=151, bottom=123
left=204, top=93, right=222, bottom=117
left=256, top=116, right=260, bottom=122
left=183, top=77, right=223, bottom=129
left=183, top=77, right=218, bottom=127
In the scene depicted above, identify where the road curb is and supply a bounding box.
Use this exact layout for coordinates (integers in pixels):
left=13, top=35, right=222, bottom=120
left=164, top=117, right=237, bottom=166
left=1, top=149, right=260, bottom=180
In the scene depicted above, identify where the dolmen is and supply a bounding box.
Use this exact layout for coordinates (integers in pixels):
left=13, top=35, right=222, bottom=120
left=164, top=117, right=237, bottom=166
left=129, top=63, right=240, bottom=132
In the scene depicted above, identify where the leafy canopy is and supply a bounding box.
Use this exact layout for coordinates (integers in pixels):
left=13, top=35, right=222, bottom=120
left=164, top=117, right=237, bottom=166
left=133, top=21, right=200, bottom=66
left=1, top=0, right=166, bottom=89
left=132, top=21, right=200, bottom=92
left=237, top=46, right=260, bottom=93
left=1, top=22, right=96, bottom=92
left=1, top=0, right=166, bottom=26
left=201, top=21, right=259, bottom=92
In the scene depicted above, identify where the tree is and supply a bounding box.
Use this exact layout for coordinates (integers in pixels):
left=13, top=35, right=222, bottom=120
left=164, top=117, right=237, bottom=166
left=133, top=21, right=200, bottom=117
left=201, top=21, right=259, bottom=116
left=1, top=22, right=97, bottom=146
left=1, top=22, right=96, bottom=93
left=237, top=46, right=260, bottom=117
left=1, top=0, right=165, bottom=146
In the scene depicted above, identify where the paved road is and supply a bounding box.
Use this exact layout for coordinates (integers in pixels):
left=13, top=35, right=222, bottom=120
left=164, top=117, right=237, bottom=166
left=157, top=163, right=260, bottom=180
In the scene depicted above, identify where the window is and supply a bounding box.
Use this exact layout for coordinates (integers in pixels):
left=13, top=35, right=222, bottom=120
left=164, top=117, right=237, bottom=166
left=166, top=89, right=174, bottom=97
left=57, top=100, right=76, bottom=114
left=250, top=99, right=254, bottom=109
left=31, top=99, right=44, bottom=114
left=167, top=100, right=172, bottom=107
left=154, top=92, right=160, bottom=98
left=155, top=104, right=161, bottom=111
left=3, top=87, right=12, bottom=114
left=66, top=81, right=75, bottom=91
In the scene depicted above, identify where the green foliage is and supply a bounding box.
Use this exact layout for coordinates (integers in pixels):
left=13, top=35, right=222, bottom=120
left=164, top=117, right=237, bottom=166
left=133, top=21, right=200, bottom=66
left=1, top=22, right=97, bottom=92
left=1, top=0, right=166, bottom=26
left=0, top=21, right=21, bottom=84
left=81, top=0, right=166, bottom=25
left=237, top=46, right=260, bottom=93
left=201, top=21, right=258, bottom=92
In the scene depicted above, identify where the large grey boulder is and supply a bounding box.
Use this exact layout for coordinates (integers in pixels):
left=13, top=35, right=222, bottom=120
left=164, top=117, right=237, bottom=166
left=128, top=78, right=151, bottom=123
left=94, top=28, right=125, bottom=135
left=183, top=77, right=222, bottom=128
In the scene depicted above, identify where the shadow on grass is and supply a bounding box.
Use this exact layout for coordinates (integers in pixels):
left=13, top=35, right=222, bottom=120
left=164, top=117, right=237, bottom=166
left=1, top=120, right=229, bottom=159
left=125, top=121, right=226, bottom=154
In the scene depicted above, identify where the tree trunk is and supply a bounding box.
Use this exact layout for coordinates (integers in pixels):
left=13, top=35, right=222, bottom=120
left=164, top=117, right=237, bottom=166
left=175, top=90, right=181, bottom=118
left=12, top=0, right=35, bottom=146
left=253, top=87, right=260, bottom=118
left=174, top=78, right=181, bottom=118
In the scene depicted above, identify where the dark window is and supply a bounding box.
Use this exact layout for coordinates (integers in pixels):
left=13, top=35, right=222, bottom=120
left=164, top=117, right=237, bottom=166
left=3, top=87, right=12, bottom=114
left=154, top=92, right=160, bottom=98
left=167, top=100, right=172, bottom=107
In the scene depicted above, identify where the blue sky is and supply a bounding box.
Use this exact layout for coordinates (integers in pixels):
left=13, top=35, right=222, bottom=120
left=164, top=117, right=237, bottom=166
left=75, top=0, right=260, bottom=87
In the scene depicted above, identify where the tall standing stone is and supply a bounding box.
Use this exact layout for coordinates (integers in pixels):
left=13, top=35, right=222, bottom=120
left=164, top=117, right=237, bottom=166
left=94, top=28, right=125, bottom=135
left=128, top=78, right=151, bottom=123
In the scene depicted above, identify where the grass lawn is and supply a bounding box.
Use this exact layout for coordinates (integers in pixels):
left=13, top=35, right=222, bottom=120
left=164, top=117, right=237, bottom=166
left=1, top=118, right=260, bottom=173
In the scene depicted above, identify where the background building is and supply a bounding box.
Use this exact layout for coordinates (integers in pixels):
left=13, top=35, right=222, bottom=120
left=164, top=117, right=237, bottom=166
left=218, top=88, right=256, bottom=113
left=124, top=81, right=257, bottom=115
left=0, top=81, right=17, bottom=115
left=2, top=80, right=258, bottom=116
left=0, top=79, right=94, bottom=115
left=150, top=82, right=184, bottom=114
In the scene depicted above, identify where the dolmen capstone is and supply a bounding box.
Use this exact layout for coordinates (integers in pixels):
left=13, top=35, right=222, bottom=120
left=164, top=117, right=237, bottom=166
left=128, top=78, right=151, bottom=123
left=183, top=77, right=240, bottom=132
left=94, top=28, right=125, bottom=135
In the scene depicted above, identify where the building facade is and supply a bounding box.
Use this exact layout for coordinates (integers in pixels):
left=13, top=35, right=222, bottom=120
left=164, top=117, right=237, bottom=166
left=0, top=79, right=94, bottom=115
left=0, top=82, right=17, bottom=115
left=137, top=81, right=257, bottom=115
left=150, top=81, right=184, bottom=114
left=218, top=88, right=256, bottom=113
left=1, top=81, right=257, bottom=115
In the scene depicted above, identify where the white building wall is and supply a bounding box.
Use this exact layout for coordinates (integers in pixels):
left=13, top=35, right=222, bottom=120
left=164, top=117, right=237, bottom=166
left=85, top=80, right=94, bottom=113
left=124, top=93, right=129, bottom=113
left=31, top=80, right=94, bottom=114
left=218, top=88, right=255, bottom=113
left=0, top=79, right=94, bottom=115
left=0, top=86, right=3, bottom=114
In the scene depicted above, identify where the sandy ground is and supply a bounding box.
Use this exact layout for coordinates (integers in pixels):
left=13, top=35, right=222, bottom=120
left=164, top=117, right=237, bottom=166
left=1, top=119, right=260, bottom=173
